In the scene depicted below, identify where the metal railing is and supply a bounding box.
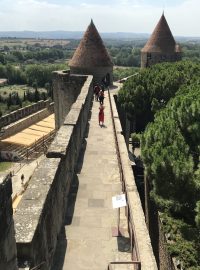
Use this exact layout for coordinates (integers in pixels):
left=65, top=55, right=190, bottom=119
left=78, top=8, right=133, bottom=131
left=107, top=86, right=141, bottom=269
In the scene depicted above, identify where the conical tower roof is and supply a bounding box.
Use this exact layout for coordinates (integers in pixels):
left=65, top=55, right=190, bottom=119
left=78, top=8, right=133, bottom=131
left=69, top=20, right=113, bottom=68
left=142, top=14, right=176, bottom=53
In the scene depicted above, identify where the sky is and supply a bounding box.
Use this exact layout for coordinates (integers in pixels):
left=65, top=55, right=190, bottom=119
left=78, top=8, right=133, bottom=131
left=0, top=0, right=199, bottom=36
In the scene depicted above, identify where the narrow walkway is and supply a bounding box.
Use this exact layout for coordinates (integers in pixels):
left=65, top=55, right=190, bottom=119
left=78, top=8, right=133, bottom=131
left=52, top=88, right=131, bottom=270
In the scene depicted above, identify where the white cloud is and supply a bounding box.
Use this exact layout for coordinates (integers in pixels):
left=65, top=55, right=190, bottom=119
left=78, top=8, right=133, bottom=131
left=0, top=0, right=199, bottom=36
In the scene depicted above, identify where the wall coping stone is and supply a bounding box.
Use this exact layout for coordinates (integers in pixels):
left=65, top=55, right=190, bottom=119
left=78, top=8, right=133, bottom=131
left=64, top=108, right=81, bottom=126
left=15, top=157, right=60, bottom=243
left=47, top=125, right=73, bottom=158
left=110, top=92, right=158, bottom=270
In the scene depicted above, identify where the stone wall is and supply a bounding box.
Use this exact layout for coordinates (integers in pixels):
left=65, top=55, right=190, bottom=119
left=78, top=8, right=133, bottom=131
left=141, top=52, right=182, bottom=68
left=70, top=66, right=113, bottom=86
left=0, top=100, right=52, bottom=129
left=14, top=75, right=93, bottom=270
left=110, top=92, right=158, bottom=270
left=52, top=70, right=88, bottom=129
left=1, top=103, right=54, bottom=139
left=144, top=176, right=176, bottom=270
left=0, top=175, right=18, bottom=270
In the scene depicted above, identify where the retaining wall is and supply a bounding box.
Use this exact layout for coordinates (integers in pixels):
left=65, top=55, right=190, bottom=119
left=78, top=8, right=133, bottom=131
left=144, top=176, right=176, bottom=270
left=14, top=74, right=93, bottom=270
left=0, top=175, right=18, bottom=270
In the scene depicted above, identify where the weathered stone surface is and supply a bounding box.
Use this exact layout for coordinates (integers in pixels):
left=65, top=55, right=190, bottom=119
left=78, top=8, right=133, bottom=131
left=15, top=73, right=93, bottom=270
left=52, top=70, right=88, bottom=129
left=15, top=158, right=60, bottom=243
left=110, top=92, right=158, bottom=270
left=0, top=100, right=51, bottom=129
left=64, top=108, right=82, bottom=126
left=0, top=175, right=18, bottom=270
left=47, top=125, right=73, bottom=158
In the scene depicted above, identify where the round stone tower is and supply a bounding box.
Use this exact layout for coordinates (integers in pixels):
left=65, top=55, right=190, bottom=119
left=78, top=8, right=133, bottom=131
left=69, top=20, right=113, bottom=86
left=141, top=13, right=182, bottom=68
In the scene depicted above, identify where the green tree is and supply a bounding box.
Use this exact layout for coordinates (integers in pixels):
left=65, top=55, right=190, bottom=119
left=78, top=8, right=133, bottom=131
left=142, top=83, right=200, bottom=222
left=118, top=61, right=200, bottom=131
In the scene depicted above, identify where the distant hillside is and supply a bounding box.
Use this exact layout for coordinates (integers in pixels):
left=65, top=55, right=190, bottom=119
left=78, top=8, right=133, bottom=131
left=0, top=31, right=199, bottom=42
left=0, top=31, right=149, bottom=40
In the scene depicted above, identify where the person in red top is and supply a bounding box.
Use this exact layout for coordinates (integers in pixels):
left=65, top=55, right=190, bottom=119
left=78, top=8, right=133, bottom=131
left=98, top=105, right=104, bottom=126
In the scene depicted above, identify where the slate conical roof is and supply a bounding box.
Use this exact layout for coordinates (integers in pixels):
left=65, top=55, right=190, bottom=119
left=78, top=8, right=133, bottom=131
left=69, top=20, right=113, bottom=68
left=142, top=14, right=176, bottom=53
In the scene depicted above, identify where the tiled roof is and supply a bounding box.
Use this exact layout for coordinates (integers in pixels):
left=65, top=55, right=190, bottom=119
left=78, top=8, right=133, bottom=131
left=69, top=20, right=113, bottom=68
left=141, top=14, right=177, bottom=53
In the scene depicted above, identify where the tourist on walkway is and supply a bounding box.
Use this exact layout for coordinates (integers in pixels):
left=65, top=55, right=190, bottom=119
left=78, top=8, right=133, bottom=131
left=98, top=105, right=104, bottom=126
left=94, top=84, right=100, bottom=101
left=99, top=90, right=104, bottom=105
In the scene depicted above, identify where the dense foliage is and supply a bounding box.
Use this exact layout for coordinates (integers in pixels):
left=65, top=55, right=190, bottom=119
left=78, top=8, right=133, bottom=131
left=113, top=67, right=139, bottom=81
left=118, top=61, right=200, bottom=131
left=142, top=83, right=200, bottom=221
left=118, top=60, right=200, bottom=268
left=0, top=63, right=66, bottom=86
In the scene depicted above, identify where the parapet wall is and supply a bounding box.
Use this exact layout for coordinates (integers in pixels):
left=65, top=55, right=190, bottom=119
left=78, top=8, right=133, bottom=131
left=0, top=175, right=18, bottom=270
left=52, top=70, right=88, bottom=129
left=70, top=66, right=113, bottom=86
left=0, top=100, right=52, bottom=129
left=110, top=92, right=158, bottom=270
left=14, top=74, right=93, bottom=270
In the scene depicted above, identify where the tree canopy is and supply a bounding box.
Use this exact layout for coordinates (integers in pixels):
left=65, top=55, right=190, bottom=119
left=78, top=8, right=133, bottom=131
left=118, top=61, right=200, bottom=131
left=118, top=60, right=200, bottom=268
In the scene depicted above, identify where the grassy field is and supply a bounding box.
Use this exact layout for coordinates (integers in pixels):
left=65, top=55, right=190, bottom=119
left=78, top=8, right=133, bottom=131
left=0, top=84, right=47, bottom=115
left=0, top=84, right=46, bottom=98
left=0, top=38, right=70, bottom=48
left=0, top=162, right=13, bottom=172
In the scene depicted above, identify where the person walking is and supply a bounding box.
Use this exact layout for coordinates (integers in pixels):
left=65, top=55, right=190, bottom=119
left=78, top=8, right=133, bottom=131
left=99, top=89, right=104, bottom=105
left=98, top=105, right=104, bottom=127
left=94, top=84, right=100, bottom=101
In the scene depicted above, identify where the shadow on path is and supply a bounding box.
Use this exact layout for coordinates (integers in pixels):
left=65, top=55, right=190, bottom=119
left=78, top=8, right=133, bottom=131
left=51, top=135, right=88, bottom=270
left=50, top=227, right=67, bottom=270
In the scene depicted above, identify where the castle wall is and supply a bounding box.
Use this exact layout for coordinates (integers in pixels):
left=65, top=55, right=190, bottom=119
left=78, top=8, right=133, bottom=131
left=144, top=175, right=176, bottom=270
left=14, top=75, right=93, bottom=270
left=52, top=70, right=87, bottom=129
left=141, top=52, right=182, bottom=68
left=0, top=100, right=51, bottom=129
left=70, top=66, right=113, bottom=86
left=0, top=175, right=18, bottom=270
left=110, top=92, right=158, bottom=269
left=0, top=103, right=54, bottom=139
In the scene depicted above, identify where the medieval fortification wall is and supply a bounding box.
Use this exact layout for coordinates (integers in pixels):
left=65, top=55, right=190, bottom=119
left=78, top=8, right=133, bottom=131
left=0, top=102, right=54, bottom=139
left=0, top=100, right=52, bottom=129
left=14, top=73, right=93, bottom=270
left=0, top=175, right=17, bottom=270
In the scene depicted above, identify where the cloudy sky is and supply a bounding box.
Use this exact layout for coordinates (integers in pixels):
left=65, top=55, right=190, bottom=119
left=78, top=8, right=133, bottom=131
left=0, top=0, right=199, bottom=36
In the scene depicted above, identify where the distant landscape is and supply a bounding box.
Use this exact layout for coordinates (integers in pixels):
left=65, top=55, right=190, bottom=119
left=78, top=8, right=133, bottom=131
left=0, top=30, right=200, bottom=41
left=0, top=31, right=199, bottom=117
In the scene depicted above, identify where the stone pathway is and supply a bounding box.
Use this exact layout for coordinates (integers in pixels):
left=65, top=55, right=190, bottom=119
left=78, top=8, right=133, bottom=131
left=51, top=89, right=132, bottom=270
